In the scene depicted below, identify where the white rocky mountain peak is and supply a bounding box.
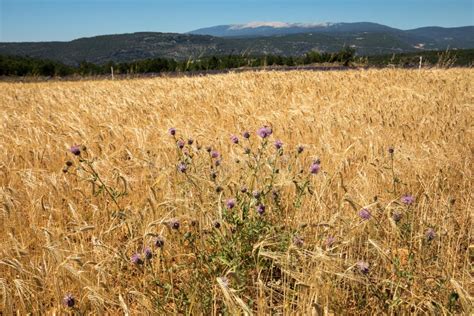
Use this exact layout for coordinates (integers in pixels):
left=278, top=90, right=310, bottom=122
left=228, top=22, right=334, bottom=30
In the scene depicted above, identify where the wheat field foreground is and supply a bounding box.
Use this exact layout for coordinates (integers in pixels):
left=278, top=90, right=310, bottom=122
left=0, top=69, right=472, bottom=315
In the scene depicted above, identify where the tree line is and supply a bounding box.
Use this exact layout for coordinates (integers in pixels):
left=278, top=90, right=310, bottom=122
left=0, top=47, right=356, bottom=77
left=1, top=47, right=472, bottom=77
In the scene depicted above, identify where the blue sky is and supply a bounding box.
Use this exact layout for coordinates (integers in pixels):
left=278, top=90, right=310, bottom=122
left=1, top=0, right=473, bottom=42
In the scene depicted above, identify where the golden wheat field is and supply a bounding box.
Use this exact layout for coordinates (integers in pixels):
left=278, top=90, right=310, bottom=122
left=0, top=69, right=473, bottom=315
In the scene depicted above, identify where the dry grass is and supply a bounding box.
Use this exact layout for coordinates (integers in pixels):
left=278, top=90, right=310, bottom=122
left=0, top=69, right=473, bottom=314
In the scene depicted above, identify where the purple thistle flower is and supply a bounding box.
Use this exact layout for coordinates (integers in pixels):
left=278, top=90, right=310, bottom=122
left=392, top=212, right=402, bottom=222
left=155, top=236, right=165, bottom=248
left=426, top=228, right=436, bottom=241
left=215, top=159, right=221, bottom=167
left=144, top=247, right=153, bottom=260
left=401, top=194, right=415, bottom=205
left=252, top=190, right=261, bottom=199
left=63, top=293, right=75, bottom=308
left=310, top=161, right=321, bottom=175
left=187, top=138, right=194, bottom=145
left=357, top=261, right=369, bottom=275
left=69, top=145, right=81, bottom=156
left=257, top=126, right=272, bottom=138
left=211, top=151, right=220, bottom=159
left=293, top=235, right=304, bottom=247
left=131, top=253, right=143, bottom=265
left=358, top=208, right=371, bottom=220
left=230, top=135, right=239, bottom=144
left=297, top=145, right=304, bottom=154
left=169, top=219, right=180, bottom=230
left=177, top=162, right=187, bottom=173
left=226, top=199, right=236, bottom=209
left=274, top=139, right=283, bottom=150
left=240, top=186, right=248, bottom=193
left=242, top=131, right=250, bottom=139
left=177, top=140, right=185, bottom=149
left=168, top=128, right=176, bottom=136
left=256, top=204, right=265, bottom=215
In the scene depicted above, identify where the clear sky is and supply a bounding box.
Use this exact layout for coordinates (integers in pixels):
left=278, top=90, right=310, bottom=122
left=1, top=0, right=473, bottom=42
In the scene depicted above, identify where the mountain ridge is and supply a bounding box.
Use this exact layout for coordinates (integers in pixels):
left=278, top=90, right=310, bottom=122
left=0, top=22, right=472, bottom=65
left=188, top=21, right=471, bottom=37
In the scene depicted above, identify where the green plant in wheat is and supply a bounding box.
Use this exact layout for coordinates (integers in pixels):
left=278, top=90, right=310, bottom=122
left=67, top=144, right=126, bottom=217
left=164, top=126, right=321, bottom=312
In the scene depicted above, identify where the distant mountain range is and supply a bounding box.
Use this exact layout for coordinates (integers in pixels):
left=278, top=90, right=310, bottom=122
left=188, top=22, right=401, bottom=37
left=0, top=22, right=472, bottom=65
left=189, top=22, right=474, bottom=48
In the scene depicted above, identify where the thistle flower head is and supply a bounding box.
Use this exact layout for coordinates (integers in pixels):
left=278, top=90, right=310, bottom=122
left=177, top=140, right=185, bottom=149
left=358, top=208, right=371, bottom=220
left=144, top=247, right=153, bottom=260
left=240, top=186, right=248, bottom=193
left=211, top=151, right=220, bottom=159
left=392, top=212, right=402, bottom=222
left=155, top=236, right=165, bottom=248
left=252, top=190, right=261, bottom=199
left=310, top=161, right=321, bottom=174
left=131, top=253, right=143, bottom=265
left=169, top=219, right=180, bottom=230
left=242, top=131, right=250, bottom=139
left=226, top=198, right=236, bottom=209
left=168, top=128, right=176, bottom=136
left=274, top=139, right=283, bottom=150
left=357, top=261, right=369, bottom=274
left=297, top=145, right=304, bottom=154
left=401, top=194, right=415, bottom=205
left=256, top=204, right=265, bottom=215
left=388, top=146, right=395, bottom=154
left=187, top=138, right=194, bottom=145
left=210, top=171, right=217, bottom=180
left=63, top=293, right=75, bottom=308
left=230, top=135, right=239, bottom=144
left=257, top=126, right=272, bottom=138
left=426, top=228, right=436, bottom=241
left=69, top=145, right=81, bottom=156
left=177, top=162, right=187, bottom=173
